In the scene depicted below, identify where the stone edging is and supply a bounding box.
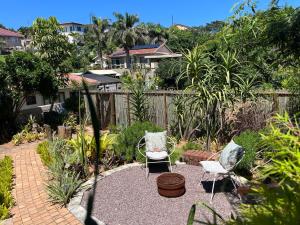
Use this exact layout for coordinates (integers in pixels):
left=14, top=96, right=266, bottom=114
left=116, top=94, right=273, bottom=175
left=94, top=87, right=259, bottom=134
left=67, top=162, right=141, bottom=225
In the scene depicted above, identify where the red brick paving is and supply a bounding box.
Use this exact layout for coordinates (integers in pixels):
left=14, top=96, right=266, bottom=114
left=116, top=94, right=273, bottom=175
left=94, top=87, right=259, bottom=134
left=0, top=142, right=81, bottom=225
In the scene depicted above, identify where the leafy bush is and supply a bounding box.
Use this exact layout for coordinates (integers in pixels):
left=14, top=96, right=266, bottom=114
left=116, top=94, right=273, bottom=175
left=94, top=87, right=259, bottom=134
left=0, top=156, right=13, bottom=220
left=63, top=113, right=78, bottom=131
left=115, top=121, right=163, bottom=162
left=234, top=130, right=261, bottom=171
left=63, top=94, right=85, bottom=114
left=39, top=138, right=83, bottom=206
left=46, top=170, right=82, bottom=206
left=227, top=113, right=300, bottom=225
left=37, top=141, right=51, bottom=166
left=11, top=116, right=44, bottom=145
left=44, top=111, right=66, bottom=130
left=182, top=141, right=201, bottom=151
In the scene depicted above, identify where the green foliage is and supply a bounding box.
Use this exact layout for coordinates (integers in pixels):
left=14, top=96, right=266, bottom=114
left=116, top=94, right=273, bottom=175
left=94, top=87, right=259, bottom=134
left=90, top=16, right=111, bottom=68
left=122, top=73, right=150, bottom=122
left=227, top=113, right=300, bottom=225
left=112, top=12, right=147, bottom=69
left=234, top=130, right=261, bottom=171
left=38, top=138, right=83, bottom=205
left=155, top=58, right=183, bottom=89
left=182, top=141, right=201, bottom=151
left=37, top=141, right=51, bottom=166
left=43, top=111, right=66, bottom=130
left=0, top=51, right=55, bottom=142
left=46, top=170, right=82, bottom=206
left=63, top=94, right=85, bottom=115
left=63, top=113, right=78, bottom=131
left=180, top=44, right=257, bottom=149
left=11, top=116, right=44, bottom=146
left=0, top=156, right=13, bottom=220
left=32, top=16, right=71, bottom=75
left=115, top=121, right=163, bottom=162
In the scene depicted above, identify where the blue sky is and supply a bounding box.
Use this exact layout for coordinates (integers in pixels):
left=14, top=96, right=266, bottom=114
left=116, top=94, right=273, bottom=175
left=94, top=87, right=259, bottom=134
left=1, top=0, right=299, bottom=29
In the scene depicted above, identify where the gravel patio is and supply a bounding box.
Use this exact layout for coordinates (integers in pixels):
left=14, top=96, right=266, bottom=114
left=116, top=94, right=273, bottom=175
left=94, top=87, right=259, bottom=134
left=81, top=164, right=239, bottom=225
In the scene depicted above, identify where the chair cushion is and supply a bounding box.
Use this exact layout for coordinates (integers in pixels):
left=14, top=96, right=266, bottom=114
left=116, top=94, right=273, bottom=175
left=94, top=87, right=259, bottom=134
left=145, top=131, right=167, bottom=152
left=219, top=140, right=243, bottom=170
left=146, top=151, right=168, bottom=160
left=200, top=161, right=228, bottom=174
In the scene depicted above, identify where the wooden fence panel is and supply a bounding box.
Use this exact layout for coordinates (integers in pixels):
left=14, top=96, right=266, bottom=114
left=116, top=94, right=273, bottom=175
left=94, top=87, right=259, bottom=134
left=85, top=90, right=297, bottom=130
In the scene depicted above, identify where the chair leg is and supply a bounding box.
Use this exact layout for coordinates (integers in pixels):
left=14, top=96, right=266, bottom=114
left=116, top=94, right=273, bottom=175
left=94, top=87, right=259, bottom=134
left=229, top=175, right=241, bottom=200
left=200, top=171, right=206, bottom=183
left=145, top=158, right=148, bottom=178
left=210, top=174, right=218, bottom=203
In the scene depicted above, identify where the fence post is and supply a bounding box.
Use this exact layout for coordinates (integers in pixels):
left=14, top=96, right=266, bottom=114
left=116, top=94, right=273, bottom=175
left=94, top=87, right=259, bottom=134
left=96, top=93, right=101, bottom=127
left=272, top=92, right=279, bottom=112
left=127, top=92, right=131, bottom=126
left=110, top=93, right=116, bottom=125
left=163, top=93, right=168, bottom=130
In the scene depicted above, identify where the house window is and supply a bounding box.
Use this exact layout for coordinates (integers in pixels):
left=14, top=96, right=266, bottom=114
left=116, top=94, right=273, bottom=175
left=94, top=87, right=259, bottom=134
left=26, top=95, right=37, bottom=105
left=77, top=26, right=81, bottom=32
left=70, top=26, right=73, bottom=32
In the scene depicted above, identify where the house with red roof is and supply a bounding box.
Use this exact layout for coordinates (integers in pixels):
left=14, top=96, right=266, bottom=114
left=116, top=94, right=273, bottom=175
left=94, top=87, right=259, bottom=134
left=0, top=28, right=24, bottom=52
left=109, top=42, right=181, bottom=69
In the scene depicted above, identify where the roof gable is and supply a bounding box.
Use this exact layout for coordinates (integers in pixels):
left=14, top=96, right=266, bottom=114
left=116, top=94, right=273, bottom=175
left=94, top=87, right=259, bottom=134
left=110, top=43, right=173, bottom=58
left=0, top=28, right=23, bottom=38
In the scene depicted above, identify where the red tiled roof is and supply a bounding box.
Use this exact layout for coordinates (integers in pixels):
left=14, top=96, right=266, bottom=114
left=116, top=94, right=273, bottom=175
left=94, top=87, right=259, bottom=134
left=67, top=73, right=98, bottom=86
left=0, top=28, right=23, bottom=37
left=110, top=48, right=158, bottom=57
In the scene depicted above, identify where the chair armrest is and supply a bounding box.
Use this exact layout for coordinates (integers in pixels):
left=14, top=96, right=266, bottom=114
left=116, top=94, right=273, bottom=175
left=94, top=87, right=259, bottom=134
left=137, top=136, right=146, bottom=158
left=206, top=151, right=221, bottom=161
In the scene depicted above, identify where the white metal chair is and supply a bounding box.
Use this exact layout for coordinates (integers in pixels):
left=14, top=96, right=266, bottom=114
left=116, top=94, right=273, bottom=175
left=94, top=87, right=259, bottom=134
left=137, top=131, right=176, bottom=178
left=199, top=140, right=244, bottom=202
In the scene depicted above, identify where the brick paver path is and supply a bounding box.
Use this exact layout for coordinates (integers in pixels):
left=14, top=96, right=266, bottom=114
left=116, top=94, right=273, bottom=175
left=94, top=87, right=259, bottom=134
left=0, top=142, right=81, bottom=225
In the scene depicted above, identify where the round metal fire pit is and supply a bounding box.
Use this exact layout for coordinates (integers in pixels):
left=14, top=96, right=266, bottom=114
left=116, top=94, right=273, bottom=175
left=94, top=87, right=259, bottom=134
left=157, top=173, right=186, bottom=197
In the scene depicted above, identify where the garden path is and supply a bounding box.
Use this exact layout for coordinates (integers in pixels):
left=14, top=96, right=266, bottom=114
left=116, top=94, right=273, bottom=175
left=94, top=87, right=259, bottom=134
left=0, top=142, right=81, bottom=225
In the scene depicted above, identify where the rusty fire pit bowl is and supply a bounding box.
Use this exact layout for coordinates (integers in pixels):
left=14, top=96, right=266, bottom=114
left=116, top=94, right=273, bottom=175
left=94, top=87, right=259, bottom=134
left=157, top=172, right=186, bottom=198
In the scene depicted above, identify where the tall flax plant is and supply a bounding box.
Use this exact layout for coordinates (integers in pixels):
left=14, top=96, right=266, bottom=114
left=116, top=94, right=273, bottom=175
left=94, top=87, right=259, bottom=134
left=122, top=72, right=150, bottom=122
left=180, top=45, right=256, bottom=150
left=82, top=80, right=101, bottom=225
left=70, top=79, right=88, bottom=173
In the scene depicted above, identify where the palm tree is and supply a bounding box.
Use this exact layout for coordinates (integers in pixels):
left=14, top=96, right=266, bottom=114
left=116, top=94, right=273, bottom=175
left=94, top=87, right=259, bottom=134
left=91, top=16, right=110, bottom=68
left=112, top=12, right=147, bottom=69
left=148, top=25, right=169, bottom=44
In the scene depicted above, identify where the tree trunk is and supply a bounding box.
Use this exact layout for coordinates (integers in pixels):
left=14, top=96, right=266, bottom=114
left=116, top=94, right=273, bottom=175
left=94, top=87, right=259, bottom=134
left=125, top=49, right=131, bottom=69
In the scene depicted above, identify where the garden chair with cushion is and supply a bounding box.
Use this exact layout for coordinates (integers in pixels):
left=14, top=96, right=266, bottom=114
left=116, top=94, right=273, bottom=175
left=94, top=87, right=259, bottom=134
left=137, top=131, right=176, bottom=178
left=199, top=140, right=244, bottom=202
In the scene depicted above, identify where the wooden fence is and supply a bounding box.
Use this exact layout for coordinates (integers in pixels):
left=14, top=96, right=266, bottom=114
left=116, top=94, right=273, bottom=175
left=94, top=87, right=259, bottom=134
left=84, top=90, right=297, bottom=130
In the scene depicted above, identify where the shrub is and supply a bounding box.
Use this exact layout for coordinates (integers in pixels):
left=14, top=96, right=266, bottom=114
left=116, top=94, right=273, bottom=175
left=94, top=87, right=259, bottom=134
left=43, top=111, right=66, bottom=130
left=182, top=141, right=201, bottom=151
left=37, top=141, right=51, bottom=167
left=40, top=138, right=83, bottom=205
left=234, top=130, right=261, bottom=171
left=63, top=113, right=78, bottom=131
left=0, top=156, right=13, bottom=220
left=115, top=121, right=163, bottom=162
left=46, top=170, right=82, bottom=206
left=227, top=113, right=300, bottom=225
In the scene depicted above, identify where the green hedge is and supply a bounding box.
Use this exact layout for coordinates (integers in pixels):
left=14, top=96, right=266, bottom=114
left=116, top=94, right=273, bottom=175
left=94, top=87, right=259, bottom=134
left=0, top=156, right=13, bottom=220
left=115, top=121, right=163, bottom=162
left=37, top=141, right=51, bottom=167
left=234, top=130, right=261, bottom=171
